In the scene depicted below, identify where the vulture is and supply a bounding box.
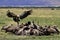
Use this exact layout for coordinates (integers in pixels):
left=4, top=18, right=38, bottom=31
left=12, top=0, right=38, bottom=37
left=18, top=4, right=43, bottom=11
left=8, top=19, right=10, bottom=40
left=7, top=10, right=32, bottom=26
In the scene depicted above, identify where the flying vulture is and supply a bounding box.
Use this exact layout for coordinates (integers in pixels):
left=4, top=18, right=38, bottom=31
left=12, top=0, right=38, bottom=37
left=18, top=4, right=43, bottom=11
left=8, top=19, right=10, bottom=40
left=7, top=10, right=32, bottom=26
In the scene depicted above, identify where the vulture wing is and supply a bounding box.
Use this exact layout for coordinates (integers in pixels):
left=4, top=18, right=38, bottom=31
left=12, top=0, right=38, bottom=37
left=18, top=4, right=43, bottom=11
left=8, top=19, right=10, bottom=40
left=7, top=10, right=16, bottom=18
left=20, top=10, right=32, bottom=19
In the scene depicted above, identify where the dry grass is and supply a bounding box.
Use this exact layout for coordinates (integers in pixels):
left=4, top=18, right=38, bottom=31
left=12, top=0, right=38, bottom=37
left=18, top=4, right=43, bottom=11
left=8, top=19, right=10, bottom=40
left=0, top=8, right=60, bottom=40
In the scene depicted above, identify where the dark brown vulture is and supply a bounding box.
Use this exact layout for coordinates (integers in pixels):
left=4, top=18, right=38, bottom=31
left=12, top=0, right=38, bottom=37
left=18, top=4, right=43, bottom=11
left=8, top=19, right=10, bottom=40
left=7, top=10, right=32, bottom=26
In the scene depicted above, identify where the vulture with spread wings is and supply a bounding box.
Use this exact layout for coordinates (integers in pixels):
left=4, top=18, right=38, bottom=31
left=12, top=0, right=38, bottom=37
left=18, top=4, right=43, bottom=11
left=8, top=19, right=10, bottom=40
left=7, top=10, right=32, bottom=26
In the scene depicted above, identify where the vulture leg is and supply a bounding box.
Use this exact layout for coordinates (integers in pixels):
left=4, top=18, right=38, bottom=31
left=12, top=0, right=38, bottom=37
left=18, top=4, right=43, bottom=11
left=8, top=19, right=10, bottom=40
left=17, top=22, right=19, bottom=27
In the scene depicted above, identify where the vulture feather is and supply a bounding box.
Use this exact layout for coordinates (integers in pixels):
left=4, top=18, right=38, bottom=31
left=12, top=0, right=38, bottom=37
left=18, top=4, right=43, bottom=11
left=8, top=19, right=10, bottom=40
left=7, top=10, right=16, bottom=17
left=7, top=10, right=32, bottom=24
left=20, top=9, right=32, bottom=19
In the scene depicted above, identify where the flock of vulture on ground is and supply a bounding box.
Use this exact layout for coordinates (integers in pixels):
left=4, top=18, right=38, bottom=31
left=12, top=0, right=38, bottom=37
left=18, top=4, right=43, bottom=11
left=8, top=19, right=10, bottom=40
left=1, top=10, right=60, bottom=36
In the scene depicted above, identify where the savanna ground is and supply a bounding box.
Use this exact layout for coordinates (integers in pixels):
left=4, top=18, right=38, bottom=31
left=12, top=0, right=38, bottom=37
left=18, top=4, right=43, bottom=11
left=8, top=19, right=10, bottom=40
left=0, top=8, right=60, bottom=40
